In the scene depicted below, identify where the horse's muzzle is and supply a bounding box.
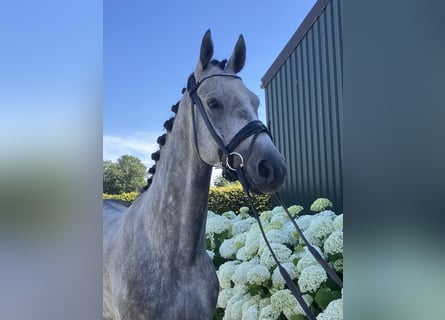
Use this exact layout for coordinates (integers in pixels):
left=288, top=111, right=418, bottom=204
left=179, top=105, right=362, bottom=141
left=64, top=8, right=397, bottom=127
left=246, top=150, right=287, bottom=195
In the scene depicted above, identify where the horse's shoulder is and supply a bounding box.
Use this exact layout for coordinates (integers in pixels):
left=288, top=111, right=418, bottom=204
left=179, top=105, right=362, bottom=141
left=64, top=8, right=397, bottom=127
left=103, top=199, right=130, bottom=247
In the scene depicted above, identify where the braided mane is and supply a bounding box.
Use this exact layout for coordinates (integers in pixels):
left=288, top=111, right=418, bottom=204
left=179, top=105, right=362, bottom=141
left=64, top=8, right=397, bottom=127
left=142, top=59, right=228, bottom=191
left=142, top=98, right=181, bottom=191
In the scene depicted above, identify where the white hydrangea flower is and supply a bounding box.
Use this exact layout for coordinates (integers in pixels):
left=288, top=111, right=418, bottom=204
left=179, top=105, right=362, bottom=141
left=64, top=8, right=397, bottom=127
left=258, top=225, right=285, bottom=258
left=244, top=224, right=261, bottom=257
left=316, top=298, right=343, bottom=320
left=283, top=294, right=313, bottom=319
left=233, top=232, right=248, bottom=249
left=232, top=261, right=258, bottom=285
left=323, top=230, right=343, bottom=255
left=207, top=210, right=219, bottom=219
left=272, top=206, right=284, bottom=213
left=259, top=297, right=270, bottom=309
left=270, top=289, right=312, bottom=317
left=259, top=211, right=274, bottom=223
left=260, top=243, right=292, bottom=269
left=293, top=242, right=307, bottom=256
left=271, top=262, right=298, bottom=289
left=224, top=293, right=249, bottom=320
left=287, top=205, right=304, bottom=217
left=206, top=215, right=232, bottom=234
left=302, top=229, right=322, bottom=247
left=206, top=250, right=214, bottom=260
left=296, top=245, right=324, bottom=273
left=270, top=212, right=289, bottom=226
left=282, top=222, right=299, bottom=245
left=246, top=265, right=270, bottom=285
left=243, top=294, right=261, bottom=308
left=242, top=304, right=260, bottom=320
left=303, top=216, right=334, bottom=247
left=241, top=295, right=261, bottom=320
left=295, top=214, right=315, bottom=231
left=270, top=289, right=292, bottom=312
left=239, top=206, right=250, bottom=214
left=333, top=214, right=343, bottom=231
left=222, top=210, right=237, bottom=220
left=219, top=238, right=238, bottom=259
left=310, top=198, right=333, bottom=212
left=258, top=304, right=280, bottom=320
left=236, top=247, right=250, bottom=261
left=264, top=220, right=283, bottom=233
left=268, top=229, right=289, bottom=244
left=218, top=261, right=239, bottom=288
left=318, top=210, right=337, bottom=219
left=233, top=282, right=248, bottom=296
left=217, top=288, right=234, bottom=309
left=232, top=219, right=253, bottom=235
left=298, top=265, right=327, bottom=293
left=286, top=253, right=300, bottom=264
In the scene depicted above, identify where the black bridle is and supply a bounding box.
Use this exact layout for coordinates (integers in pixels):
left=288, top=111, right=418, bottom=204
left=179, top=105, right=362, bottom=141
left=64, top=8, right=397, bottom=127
left=187, top=72, right=342, bottom=320
left=187, top=73, right=270, bottom=181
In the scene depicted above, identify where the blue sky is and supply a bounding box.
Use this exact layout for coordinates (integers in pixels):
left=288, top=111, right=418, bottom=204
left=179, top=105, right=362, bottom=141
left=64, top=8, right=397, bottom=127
left=104, top=0, right=316, bottom=166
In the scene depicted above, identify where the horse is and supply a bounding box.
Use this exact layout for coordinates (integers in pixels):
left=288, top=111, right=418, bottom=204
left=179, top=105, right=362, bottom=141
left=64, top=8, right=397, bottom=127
left=103, top=30, right=287, bottom=320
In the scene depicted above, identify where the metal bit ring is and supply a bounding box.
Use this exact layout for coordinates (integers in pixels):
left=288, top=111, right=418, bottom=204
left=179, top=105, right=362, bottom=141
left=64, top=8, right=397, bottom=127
left=226, top=152, right=244, bottom=171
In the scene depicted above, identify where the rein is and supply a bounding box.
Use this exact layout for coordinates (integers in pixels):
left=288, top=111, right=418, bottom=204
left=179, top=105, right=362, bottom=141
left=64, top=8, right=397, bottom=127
left=187, top=72, right=343, bottom=320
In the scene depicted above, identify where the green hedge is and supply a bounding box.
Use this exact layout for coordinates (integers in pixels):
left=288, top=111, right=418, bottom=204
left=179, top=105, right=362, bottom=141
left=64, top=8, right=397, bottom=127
left=103, top=192, right=139, bottom=203
left=208, top=183, right=271, bottom=214
left=103, top=183, right=271, bottom=214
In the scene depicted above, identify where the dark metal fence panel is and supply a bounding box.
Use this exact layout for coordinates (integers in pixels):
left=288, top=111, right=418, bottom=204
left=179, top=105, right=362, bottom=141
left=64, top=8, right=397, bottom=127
left=264, top=0, right=343, bottom=212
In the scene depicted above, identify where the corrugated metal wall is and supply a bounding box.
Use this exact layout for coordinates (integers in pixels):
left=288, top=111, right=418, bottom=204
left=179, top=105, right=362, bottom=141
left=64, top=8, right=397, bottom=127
left=264, top=0, right=343, bottom=212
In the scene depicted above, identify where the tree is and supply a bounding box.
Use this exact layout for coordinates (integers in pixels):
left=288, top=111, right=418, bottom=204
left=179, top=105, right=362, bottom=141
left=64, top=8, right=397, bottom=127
left=103, top=155, right=147, bottom=194
left=212, top=173, right=232, bottom=187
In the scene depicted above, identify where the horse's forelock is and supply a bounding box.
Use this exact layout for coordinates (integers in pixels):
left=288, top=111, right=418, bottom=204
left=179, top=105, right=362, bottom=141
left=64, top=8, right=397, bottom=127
left=210, top=59, right=228, bottom=70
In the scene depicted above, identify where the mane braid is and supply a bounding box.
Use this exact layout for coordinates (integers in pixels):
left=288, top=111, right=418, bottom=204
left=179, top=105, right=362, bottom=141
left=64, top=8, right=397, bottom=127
left=142, top=98, right=182, bottom=191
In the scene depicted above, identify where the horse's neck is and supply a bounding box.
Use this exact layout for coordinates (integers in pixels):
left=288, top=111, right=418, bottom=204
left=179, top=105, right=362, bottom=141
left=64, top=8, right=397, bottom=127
left=134, top=98, right=212, bottom=265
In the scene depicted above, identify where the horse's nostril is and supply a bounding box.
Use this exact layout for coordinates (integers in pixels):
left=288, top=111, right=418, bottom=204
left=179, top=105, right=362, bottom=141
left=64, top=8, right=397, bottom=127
left=258, top=160, right=271, bottom=178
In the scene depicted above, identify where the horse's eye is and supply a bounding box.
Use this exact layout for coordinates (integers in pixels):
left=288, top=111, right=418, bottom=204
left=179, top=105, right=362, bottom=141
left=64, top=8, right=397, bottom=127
left=207, top=98, right=221, bottom=109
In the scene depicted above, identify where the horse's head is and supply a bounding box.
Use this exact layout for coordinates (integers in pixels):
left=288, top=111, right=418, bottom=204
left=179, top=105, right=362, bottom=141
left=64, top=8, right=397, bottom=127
left=186, top=30, right=286, bottom=194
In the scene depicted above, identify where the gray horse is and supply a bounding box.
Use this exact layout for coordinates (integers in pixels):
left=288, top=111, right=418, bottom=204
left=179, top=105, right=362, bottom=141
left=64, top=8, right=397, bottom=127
left=103, top=30, right=286, bottom=320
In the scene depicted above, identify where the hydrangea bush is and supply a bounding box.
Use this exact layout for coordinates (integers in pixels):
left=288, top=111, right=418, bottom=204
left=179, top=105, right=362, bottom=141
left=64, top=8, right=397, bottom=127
left=205, top=199, right=343, bottom=320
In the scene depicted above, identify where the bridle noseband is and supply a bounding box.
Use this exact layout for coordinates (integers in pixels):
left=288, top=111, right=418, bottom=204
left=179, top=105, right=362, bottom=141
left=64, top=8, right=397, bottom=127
left=187, top=73, right=270, bottom=181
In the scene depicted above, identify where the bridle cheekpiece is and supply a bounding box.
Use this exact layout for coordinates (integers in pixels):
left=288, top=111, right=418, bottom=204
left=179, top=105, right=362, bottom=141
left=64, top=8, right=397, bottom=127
left=187, top=72, right=270, bottom=182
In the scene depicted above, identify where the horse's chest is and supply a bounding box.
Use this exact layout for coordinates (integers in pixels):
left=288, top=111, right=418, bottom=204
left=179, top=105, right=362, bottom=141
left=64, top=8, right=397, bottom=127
left=120, top=257, right=219, bottom=320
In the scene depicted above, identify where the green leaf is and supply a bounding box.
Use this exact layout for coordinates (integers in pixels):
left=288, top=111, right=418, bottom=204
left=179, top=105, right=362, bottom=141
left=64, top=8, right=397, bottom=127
left=212, top=252, right=226, bottom=269
left=205, top=238, right=212, bottom=250
left=246, top=283, right=269, bottom=298
left=327, top=252, right=343, bottom=261
left=214, top=307, right=225, bottom=320
left=247, top=283, right=261, bottom=295
left=214, top=229, right=230, bottom=247
left=325, top=275, right=343, bottom=291
left=314, top=287, right=342, bottom=310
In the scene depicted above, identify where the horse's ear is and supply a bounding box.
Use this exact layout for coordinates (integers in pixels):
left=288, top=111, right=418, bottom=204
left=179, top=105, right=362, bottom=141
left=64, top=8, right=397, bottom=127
left=198, top=29, right=213, bottom=71
left=227, top=34, right=246, bottom=74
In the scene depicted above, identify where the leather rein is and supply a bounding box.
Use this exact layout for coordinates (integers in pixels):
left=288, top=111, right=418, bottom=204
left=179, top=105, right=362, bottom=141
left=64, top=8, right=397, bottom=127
left=187, top=73, right=343, bottom=320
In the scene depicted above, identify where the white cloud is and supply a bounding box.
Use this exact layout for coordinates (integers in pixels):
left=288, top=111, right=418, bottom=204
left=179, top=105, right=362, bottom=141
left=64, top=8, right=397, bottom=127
left=103, top=131, right=160, bottom=167
left=104, top=132, right=225, bottom=186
